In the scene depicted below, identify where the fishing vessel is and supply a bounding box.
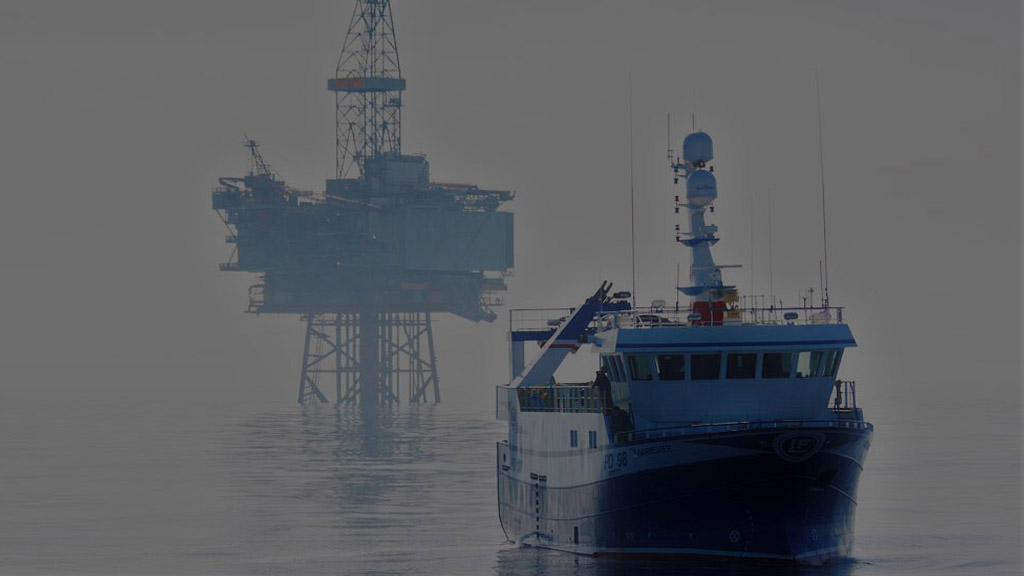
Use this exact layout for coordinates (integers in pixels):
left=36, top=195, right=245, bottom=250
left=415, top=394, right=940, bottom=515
left=496, top=130, right=871, bottom=564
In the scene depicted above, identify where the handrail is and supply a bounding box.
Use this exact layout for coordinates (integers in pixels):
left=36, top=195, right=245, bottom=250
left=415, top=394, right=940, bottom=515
left=600, top=305, right=845, bottom=329
left=510, top=304, right=847, bottom=334
left=831, top=380, right=857, bottom=411
left=514, top=384, right=606, bottom=413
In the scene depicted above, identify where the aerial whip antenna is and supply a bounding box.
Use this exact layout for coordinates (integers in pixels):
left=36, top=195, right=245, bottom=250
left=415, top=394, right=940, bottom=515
left=816, top=71, right=831, bottom=308
left=628, top=72, right=636, bottom=309
left=750, top=190, right=755, bottom=297
left=768, top=188, right=775, bottom=308
left=666, top=113, right=673, bottom=162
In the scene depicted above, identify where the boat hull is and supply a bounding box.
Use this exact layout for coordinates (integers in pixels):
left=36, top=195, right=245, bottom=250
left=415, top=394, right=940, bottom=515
left=498, top=425, right=871, bottom=565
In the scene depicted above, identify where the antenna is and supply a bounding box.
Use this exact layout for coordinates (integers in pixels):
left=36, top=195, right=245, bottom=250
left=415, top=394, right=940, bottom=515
left=666, top=113, right=673, bottom=162
left=768, top=188, right=775, bottom=308
left=816, top=72, right=831, bottom=308
left=691, top=87, right=700, bottom=132
left=750, top=190, right=755, bottom=297
left=675, top=262, right=681, bottom=312
left=629, top=73, right=636, bottom=309
left=819, top=260, right=825, bottom=303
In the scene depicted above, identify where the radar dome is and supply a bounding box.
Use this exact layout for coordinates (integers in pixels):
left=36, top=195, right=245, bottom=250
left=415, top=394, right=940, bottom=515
left=686, top=169, right=717, bottom=205
left=683, top=131, right=713, bottom=164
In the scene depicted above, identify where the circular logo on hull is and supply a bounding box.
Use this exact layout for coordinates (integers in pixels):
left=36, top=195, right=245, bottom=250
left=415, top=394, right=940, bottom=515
left=773, top=431, right=826, bottom=462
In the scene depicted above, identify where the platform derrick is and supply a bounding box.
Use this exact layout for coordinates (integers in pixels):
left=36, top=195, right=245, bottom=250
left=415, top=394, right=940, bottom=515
left=212, top=0, right=514, bottom=407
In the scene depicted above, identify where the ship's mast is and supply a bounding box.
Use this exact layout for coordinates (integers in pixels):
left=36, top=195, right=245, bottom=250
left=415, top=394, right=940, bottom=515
left=672, top=131, right=735, bottom=323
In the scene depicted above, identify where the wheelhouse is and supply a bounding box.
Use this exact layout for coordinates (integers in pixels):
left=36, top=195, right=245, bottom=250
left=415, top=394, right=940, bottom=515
left=591, top=322, right=855, bottom=429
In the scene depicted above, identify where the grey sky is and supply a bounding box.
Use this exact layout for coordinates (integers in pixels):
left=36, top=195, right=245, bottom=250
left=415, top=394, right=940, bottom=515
left=0, top=1, right=1018, bottom=416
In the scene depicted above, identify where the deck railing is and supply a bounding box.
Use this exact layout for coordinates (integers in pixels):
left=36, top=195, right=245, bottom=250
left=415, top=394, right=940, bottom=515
left=509, top=304, right=846, bottom=336
left=831, top=380, right=858, bottom=412
left=598, top=305, right=844, bottom=329
left=511, top=385, right=606, bottom=413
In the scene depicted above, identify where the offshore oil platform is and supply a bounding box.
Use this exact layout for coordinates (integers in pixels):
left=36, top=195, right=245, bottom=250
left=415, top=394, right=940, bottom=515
left=212, top=0, right=514, bottom=407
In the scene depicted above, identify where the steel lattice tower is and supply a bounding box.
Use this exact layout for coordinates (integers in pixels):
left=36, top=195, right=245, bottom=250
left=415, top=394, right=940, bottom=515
left=331, top=0, right=404, bottom=179
left=315, top=0, right=427, bottom=409
left=212, top=0, right=514, bottom=408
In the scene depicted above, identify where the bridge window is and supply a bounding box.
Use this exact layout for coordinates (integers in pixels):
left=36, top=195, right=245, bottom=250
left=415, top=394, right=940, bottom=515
left=762, top=352, right=793, bottom=379
left=588, top=430, right=598, bottom=449
left=821, top=350, right=844, bottom=377
left=690, top=353, right=722, bottom=380
left=614, top=357, right=627, bottom=381
left=628, top=355, right=655, bottom=381
left=570, top=430, right=579, bottom=448
left=819, top=351, right=834, bottom=376
left=796, top=351, right=823, bottom=378
left=602, top=356, right=619, bottom=382
left=656, top=355, right=686, bottom=380
left=726, top=353, right=757, bottom=379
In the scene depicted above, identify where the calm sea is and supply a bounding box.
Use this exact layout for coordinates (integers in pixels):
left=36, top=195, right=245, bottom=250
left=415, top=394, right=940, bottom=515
left=1, top=376, right=1019, bottom=576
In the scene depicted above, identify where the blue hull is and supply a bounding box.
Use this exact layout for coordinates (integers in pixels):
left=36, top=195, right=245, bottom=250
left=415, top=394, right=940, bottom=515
left=498, top=426, right=871, bottom=564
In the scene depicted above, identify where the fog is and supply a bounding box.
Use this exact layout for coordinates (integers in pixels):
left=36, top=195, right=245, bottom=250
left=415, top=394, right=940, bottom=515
left=0, top=0, right=1017, bottom=404
left=0, top=0, right=1019, bottom=572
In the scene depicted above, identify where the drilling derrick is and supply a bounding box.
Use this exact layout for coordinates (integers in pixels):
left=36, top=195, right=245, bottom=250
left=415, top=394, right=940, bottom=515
left=331, top=0, right=403, bottom=179
left=212, top=0, right=514, bottom=407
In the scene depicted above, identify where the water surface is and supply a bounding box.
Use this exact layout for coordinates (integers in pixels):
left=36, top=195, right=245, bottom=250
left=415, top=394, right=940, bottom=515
left=1, top=381, right=1019, bottom=575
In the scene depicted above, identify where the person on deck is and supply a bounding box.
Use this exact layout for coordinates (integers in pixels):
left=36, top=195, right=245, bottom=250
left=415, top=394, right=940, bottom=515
left=592, top=366, right=612, bottom=412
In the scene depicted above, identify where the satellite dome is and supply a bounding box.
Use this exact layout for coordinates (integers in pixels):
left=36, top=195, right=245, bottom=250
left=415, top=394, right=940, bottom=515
left=686, top=169, right=717, bottom=205
left=683, top=131, right=713, bottom=164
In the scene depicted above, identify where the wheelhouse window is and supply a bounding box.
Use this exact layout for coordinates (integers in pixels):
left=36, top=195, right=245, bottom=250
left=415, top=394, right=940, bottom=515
left=821, top=350, right=844, bottom=377
left=602, top=356, right=621, bottom=382
left=690, top=353, right=722, bottom=380
left=795, top=351, right=823, bottom=378
left=831, top=350, right=844, bottom=376
left=726, top=353, right=757, bottom=379
left=616, top=358, right=626, bottom=382
left=656, top=355, right=686, bottom=380
left=762, top=352, right=793, bottom=379
left=627, top=355, right=654, bottom=381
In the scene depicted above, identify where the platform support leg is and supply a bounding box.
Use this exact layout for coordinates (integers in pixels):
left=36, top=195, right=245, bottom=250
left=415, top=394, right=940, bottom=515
left=298, top=314, right=331, bottom=405
left=297, top=311, right=440, bottom=406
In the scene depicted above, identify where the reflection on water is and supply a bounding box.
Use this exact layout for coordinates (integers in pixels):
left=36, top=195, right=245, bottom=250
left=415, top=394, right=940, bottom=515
left=1, top=394, right=1014, bottom=576
left=218, top=405, right=507, bottom=575
left=218, top=405, right=876, bottom=576
left=1, top=380, right=1016, bottom=575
